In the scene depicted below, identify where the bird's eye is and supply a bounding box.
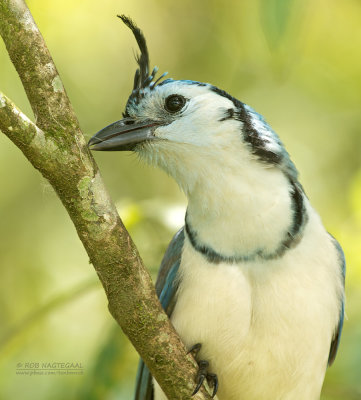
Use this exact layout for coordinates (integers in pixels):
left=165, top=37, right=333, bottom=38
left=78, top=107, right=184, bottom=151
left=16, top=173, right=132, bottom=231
left=164, top=94, right=186, bottom=113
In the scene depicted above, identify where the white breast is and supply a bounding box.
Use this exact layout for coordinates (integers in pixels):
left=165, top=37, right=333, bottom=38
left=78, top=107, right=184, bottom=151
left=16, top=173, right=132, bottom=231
left=154, top=207, right=343, bottom=400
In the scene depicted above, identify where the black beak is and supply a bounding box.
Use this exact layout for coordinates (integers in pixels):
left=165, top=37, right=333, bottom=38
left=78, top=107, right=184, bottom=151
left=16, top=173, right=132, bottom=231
left=88, top=118, right=160, bottom=151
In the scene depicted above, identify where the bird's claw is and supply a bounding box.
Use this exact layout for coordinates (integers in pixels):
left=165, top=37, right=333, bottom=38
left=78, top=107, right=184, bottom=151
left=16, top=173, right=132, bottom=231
left=187, top=342, right=202, bottom=357
left=189, top=344, right=218, bottom=398
left=206, top=373, right=219, bottom=398
left=192, top=360, right=208, bottom=396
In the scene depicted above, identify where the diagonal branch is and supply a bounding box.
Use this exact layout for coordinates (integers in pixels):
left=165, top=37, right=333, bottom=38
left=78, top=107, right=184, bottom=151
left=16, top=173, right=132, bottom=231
left=0, top=1, right=211, bottom=398
left=0, top=0, right=78, bottom=135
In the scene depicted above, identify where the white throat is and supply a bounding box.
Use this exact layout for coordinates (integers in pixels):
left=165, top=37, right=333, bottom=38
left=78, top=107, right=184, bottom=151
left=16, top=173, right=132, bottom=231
left=186, top=160, right=294, bottom=259
left=140, top=141, right=295, bottom=259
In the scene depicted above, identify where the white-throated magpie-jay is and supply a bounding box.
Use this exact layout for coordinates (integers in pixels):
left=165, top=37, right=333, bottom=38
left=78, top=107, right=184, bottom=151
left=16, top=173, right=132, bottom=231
left=89, top=16, right=345, bottom=400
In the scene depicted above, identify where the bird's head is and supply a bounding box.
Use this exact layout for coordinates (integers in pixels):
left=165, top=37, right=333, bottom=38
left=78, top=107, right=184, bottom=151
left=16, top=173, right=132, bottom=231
left=89, top=16, right=297, bottom=194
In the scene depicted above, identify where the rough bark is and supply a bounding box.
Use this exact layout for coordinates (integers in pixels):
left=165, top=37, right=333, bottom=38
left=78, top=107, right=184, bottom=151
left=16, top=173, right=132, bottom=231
left=0, top=1, right=212, bottom=399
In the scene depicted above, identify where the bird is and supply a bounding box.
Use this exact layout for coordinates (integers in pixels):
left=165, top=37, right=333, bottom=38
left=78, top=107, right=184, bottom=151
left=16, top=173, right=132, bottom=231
left=88, top=15, right=345, bottom=400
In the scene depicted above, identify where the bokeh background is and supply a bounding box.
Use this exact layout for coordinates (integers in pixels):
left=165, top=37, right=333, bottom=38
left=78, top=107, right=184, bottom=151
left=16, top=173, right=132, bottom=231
left=0, top=0, right=360, bottom=399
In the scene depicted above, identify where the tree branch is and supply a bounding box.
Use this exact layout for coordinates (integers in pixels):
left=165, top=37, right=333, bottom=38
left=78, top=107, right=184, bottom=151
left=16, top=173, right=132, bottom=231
left=0, top=1, right=212, bottom=398
left=0, top=91, right=41, bottom=145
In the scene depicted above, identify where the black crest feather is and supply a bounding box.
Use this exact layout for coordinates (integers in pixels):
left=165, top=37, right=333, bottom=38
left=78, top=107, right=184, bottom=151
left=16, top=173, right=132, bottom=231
left=117, top=15, right=167, bottom=102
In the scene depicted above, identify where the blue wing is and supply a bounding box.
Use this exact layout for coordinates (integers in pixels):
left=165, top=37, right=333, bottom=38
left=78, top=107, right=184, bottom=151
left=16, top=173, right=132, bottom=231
left=134, top=228, right=185, bottom=400
left=328, top=234, right=346, bottom=366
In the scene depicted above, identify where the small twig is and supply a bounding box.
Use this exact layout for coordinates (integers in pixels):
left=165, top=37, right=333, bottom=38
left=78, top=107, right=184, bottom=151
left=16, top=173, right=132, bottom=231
left=0, top=91, right=41, bottom=146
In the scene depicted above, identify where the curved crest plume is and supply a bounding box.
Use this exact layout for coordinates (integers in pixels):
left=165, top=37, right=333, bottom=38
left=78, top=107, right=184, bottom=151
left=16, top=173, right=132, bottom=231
left=118, top=15, right=168, bottom=102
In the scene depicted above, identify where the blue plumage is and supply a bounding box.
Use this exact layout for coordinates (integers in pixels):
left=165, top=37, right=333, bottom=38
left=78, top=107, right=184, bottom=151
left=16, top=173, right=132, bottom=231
left=134, top=229, right=184, bottom=400
left=328, top=234, right=346, bottom=366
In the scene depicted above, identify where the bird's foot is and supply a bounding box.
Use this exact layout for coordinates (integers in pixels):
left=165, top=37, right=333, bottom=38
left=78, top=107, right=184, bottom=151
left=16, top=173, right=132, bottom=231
left=187, top=343, right=218, bottom=398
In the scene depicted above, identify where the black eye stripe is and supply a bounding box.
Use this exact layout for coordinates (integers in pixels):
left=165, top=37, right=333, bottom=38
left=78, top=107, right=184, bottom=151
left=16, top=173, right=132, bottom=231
left=165, top=94, right=186, bottom=113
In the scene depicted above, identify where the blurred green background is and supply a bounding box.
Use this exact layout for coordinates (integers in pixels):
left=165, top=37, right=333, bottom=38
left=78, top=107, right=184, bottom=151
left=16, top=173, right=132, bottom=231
left=0, top=0, right=360, bottom=399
